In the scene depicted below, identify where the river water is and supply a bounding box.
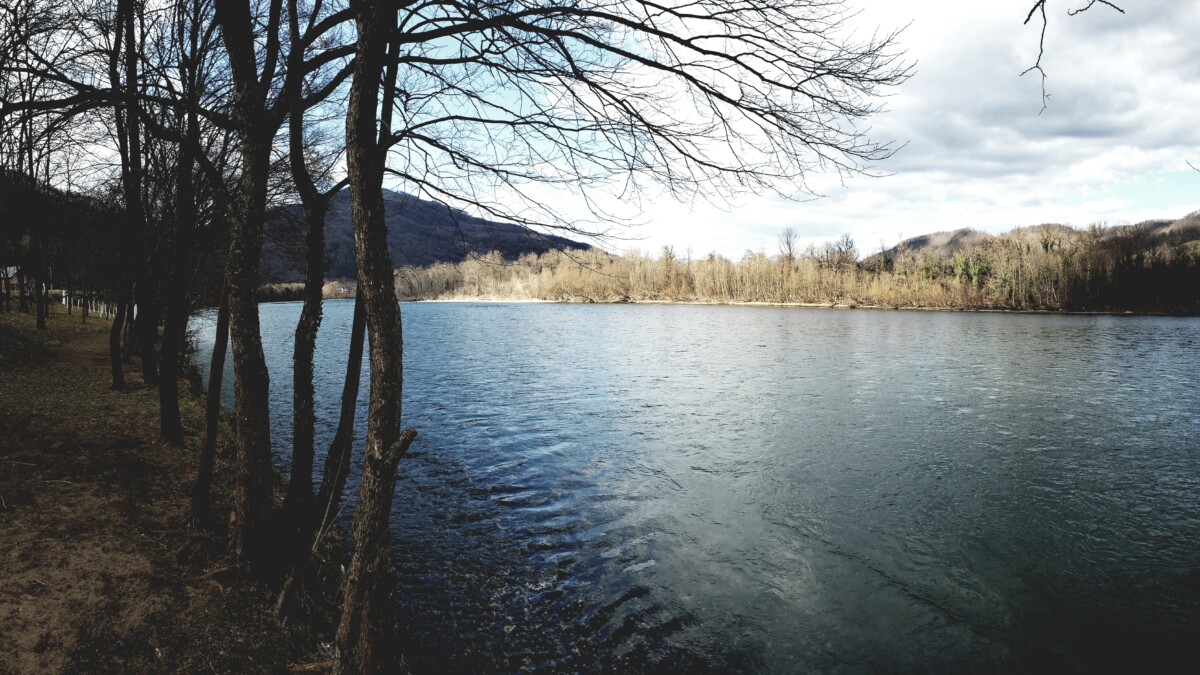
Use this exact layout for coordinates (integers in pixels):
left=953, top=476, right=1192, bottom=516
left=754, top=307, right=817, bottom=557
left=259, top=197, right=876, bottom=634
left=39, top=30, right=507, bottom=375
left=193, top=302, right=1200, bottom=672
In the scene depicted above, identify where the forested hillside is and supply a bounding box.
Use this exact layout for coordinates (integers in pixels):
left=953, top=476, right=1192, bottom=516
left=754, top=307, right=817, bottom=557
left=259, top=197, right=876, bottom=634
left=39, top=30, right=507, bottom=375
left=261, top=189, right=591, bottom=282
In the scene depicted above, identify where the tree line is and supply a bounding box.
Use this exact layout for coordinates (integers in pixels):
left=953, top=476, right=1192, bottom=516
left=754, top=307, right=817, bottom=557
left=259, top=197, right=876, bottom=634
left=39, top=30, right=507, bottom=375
left=3, top=0, right=910, bottom=669
left=396, top=221, right=1200, bottom=313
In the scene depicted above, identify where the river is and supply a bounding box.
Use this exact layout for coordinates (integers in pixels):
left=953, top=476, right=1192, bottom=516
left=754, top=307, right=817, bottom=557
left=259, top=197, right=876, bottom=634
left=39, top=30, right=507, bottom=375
left=193, top=302, right=1200, bottom=672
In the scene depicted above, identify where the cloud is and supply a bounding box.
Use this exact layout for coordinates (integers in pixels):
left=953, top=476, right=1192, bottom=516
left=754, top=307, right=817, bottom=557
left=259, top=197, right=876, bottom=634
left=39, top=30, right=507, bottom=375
left=482, top=1, right=1200, bottom=258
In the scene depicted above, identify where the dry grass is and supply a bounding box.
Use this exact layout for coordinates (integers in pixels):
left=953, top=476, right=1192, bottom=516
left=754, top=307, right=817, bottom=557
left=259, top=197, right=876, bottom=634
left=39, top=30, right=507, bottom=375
left=0, top=305, right=320, bottom=673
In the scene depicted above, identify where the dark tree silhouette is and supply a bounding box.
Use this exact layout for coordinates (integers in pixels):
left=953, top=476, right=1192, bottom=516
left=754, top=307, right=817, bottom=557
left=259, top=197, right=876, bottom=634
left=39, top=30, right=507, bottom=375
left=279, top=0, right=353, bottom=537
left=210, top=0, right=353, bottom=572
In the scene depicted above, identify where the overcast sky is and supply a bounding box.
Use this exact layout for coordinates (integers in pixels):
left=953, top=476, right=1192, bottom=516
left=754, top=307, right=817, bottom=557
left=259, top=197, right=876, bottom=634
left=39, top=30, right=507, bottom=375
left=599, top=0, right=1200, bottom=258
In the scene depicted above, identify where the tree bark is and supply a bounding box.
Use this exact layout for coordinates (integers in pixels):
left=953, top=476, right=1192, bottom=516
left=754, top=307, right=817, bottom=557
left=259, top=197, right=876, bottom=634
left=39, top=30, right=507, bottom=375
left=17, top=269, right=28, bottom=313
left=158, top=245, right=189, bottom=446
left=335, top=2, right=410, bottom=671
left=34, top=248, right=47, bottom=330
left=159, top=97, right=200, bottom=447
left=315, top=288, right=366, bottom=537
left=109, top=283, right=128, bottom=390
left=119, top=0, right=157, bottom=385
left=122, top=297, right=137, bottom=361
left=280, top=198, right=328, bottom=530
left=224, top=135, right=277, bottom=572
left=35, top=284, right=45, bottom=328
left=213, top=0, right=285, bottom=574
left=332, top=429, right=414, bottom=675
left=135, top=269, right=160, bottom=384
left=279, top=0, right=339, bottom=533
left=192, top=285, right=230, bottom=530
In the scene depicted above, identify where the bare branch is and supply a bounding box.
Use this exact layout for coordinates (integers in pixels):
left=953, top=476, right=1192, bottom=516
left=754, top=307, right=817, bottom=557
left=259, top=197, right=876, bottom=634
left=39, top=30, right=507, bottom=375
left=1022, top=0, right=1124, bottom=111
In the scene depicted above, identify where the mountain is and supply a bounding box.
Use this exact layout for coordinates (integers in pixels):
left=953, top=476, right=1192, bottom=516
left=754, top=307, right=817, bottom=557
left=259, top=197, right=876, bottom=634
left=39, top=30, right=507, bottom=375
left=261, top=189, right=592, bottom=282
left=873, top=214, right=1200, bottom=259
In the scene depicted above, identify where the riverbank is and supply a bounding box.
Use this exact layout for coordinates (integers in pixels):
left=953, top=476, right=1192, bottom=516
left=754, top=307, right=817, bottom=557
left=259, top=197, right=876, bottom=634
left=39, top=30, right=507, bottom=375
left=407, top=294, right=1198, bottom=316
left=390, top=234, right=1200, bottom=313
left=0, top=307, right=322, bottom=672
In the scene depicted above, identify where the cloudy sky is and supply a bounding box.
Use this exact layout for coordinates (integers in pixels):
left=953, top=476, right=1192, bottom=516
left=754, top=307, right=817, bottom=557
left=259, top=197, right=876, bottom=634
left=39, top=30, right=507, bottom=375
left=599, top=0, right=1200, bottom=258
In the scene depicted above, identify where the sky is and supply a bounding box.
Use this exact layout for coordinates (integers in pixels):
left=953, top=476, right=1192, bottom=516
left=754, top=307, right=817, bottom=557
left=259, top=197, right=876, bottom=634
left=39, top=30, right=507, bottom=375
left=585, top=0, right=1200, bottom=258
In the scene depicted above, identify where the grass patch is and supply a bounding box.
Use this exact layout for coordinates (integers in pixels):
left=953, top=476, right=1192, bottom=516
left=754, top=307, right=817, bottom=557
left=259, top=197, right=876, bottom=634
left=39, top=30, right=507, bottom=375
left=0, top=312, right=61, bottom=370
left=0, top=303, right=327, bottom=673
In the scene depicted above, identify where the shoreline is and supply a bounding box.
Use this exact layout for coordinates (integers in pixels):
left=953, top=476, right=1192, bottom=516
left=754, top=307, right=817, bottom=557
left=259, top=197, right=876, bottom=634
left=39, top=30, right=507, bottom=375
left=400, top=295, right=1197, bottom=317
left=251, top=283, right=1197, bottom=317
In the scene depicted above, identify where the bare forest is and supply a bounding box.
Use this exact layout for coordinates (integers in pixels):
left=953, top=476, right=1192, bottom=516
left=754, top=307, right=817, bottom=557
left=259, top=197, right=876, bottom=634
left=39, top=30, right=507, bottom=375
left=396, top=218, right=1200, bottom=313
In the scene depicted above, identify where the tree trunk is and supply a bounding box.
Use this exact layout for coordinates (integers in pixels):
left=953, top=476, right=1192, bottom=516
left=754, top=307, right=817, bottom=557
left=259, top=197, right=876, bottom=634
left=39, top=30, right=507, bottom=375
left=225, top=134, right=277, bottom=573
left=214, top=0, right=285, bottom=576
left=279, top=0, right=336, bottom=533
left=333, top=429, right=414, bottom=675
left=119, top=0, right=155, bottom=384
left=314, top=288, right=366, bottom=537
left=281, top=198, right=329, bottom=531
left=122, top=298, right=137, bottom=361
left=192, top=285, right=230, bottom=530
left=33, top=244, right=47, bottom=329
left=35, top=272, right=47, bottom=329
left=158, top=270, right=186, bottom=447
left=18, top=269, right=28, bottom=313
left=159, top=102, right=199, bottom=447
left=335, top=3, right=410, bottom=671
left=109, top=285, right=128, bottom=390
left=135, top=270, right=160, bottom=385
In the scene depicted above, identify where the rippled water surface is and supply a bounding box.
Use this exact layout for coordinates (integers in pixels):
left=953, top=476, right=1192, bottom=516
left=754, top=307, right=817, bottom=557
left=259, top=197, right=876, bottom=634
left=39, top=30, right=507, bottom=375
left=195, top=303, right=1200, bottom=672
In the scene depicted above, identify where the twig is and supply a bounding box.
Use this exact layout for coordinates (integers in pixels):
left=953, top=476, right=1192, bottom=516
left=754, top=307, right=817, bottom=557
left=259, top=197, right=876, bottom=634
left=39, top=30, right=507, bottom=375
left=1021, top=1, right=1051, bottom=114
left=1068, top=1, right=1124, bottom=17
left=288, top=662, right=332, bottom=673
left=189, top=564, right=239, bottom=584
left=274, top=571, right=298, bottom=621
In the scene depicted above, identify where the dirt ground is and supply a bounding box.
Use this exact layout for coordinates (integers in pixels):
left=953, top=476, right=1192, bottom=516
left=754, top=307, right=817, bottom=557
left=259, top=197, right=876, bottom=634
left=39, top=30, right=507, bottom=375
left=0, top=307, right=316, bottom=673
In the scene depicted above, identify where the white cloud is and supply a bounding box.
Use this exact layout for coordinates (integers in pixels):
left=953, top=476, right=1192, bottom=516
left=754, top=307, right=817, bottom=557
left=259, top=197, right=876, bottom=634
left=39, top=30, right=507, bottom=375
left=568, top=0, right=1200, bottom=257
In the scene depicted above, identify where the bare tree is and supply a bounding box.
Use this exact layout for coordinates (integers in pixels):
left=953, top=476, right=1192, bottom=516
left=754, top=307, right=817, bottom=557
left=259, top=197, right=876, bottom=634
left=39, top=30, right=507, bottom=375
left=835, top=233, right=858, bottom=270
left=779, top=227, right=799, bottom=264
left=334, top=1, right=411, bottom=667
left=210, top=0, right=354, bottom=572
left=279, top=0, right=352, bottom=536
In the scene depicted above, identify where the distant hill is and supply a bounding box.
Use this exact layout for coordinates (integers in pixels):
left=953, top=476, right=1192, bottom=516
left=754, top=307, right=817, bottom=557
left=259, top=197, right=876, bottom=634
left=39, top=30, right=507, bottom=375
left=872, top=214, right=1200, bottom=260
left=261, top=189, right=592, bottom=282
